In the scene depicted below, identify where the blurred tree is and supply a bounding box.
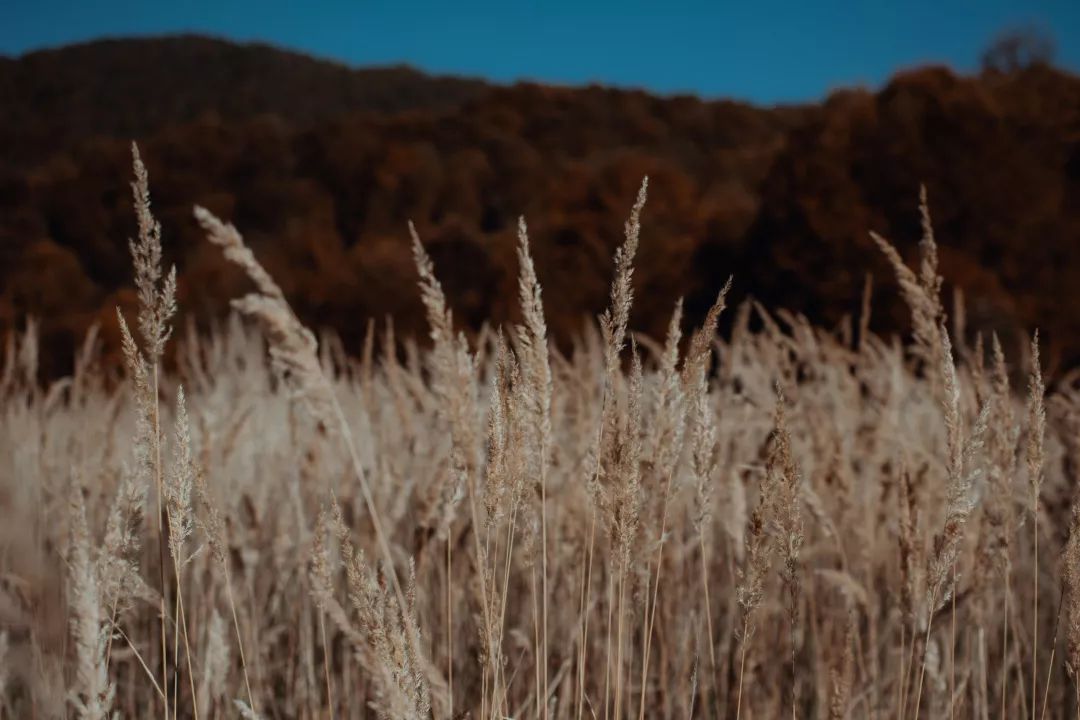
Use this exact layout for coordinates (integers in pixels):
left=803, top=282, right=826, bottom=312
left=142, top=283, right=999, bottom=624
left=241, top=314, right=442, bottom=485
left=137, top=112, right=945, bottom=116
left=981, top=26, right=1056, bottom=73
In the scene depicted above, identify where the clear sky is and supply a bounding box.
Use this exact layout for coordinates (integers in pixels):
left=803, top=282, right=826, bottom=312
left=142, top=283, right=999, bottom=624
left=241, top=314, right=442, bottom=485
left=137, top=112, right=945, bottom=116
left=2, top=1, right=1078, bottom=104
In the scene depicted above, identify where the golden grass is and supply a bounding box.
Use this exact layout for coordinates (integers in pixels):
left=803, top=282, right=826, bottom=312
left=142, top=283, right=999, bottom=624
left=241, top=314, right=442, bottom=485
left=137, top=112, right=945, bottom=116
left=3, top=149, right=1080, bottom=719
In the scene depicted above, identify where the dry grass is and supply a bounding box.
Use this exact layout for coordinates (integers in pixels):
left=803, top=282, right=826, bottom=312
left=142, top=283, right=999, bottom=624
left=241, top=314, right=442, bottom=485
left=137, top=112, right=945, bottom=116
left=4, top=149, right=1080, bottom=719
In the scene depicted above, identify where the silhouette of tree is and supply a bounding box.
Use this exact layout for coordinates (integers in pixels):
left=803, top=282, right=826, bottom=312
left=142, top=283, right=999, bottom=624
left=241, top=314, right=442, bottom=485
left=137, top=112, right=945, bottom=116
left=981, top=26, right=1056, bottom=73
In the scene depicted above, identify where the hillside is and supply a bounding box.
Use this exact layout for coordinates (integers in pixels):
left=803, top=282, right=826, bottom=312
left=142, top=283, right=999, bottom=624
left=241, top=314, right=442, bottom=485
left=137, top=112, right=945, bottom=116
left=1, top=36, right=1079, bottom=377
left=0, top=35, right=491, bottom=169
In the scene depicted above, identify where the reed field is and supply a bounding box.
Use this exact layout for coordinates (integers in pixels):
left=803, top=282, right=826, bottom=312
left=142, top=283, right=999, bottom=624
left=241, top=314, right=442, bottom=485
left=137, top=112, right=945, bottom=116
left=4, top=146, right=1080, bottom=719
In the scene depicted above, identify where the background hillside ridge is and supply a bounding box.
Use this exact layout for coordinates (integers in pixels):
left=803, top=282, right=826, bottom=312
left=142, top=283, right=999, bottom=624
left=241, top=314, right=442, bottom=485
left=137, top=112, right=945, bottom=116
left=2, top=35, right=1078, bottom=377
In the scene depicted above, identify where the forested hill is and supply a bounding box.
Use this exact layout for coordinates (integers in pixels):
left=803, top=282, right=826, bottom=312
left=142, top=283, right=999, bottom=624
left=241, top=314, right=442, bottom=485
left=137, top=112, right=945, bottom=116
left=2, top=35, right=1079, bottom=377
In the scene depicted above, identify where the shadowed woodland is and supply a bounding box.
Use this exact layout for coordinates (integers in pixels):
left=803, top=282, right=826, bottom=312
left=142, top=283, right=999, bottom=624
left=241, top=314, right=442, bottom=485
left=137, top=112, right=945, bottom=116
left=2, top=36, right=1080, bottom=378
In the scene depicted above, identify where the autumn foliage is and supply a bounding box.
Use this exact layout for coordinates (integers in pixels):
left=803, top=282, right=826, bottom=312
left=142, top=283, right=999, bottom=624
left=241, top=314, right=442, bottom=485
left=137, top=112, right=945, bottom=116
left=2, top=36, right=1078, bottom=377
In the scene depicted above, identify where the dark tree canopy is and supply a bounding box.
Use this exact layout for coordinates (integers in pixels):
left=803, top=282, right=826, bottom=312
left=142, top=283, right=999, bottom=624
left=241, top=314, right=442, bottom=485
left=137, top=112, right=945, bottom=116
left=981, top=26, right=1056, bottom=73
left=3, top=36, right=1080, bottom=378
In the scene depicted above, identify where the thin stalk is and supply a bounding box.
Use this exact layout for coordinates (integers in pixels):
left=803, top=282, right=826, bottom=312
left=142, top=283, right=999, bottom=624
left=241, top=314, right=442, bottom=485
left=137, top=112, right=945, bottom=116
left=898, top=624, right=907, bottom=720
left=637, top=571, right=652, bottom=719
left=110, top=621, right=166, bottom=702
left=319, top=610, right=334, bottom=719
left=174, top=570, right=199, bottom=720
left=576, top=528, right=589, bottom=720
left=1003, top=568, right=1011, bottom=720
left=540, top=434, right=550, bottom=719
left=482, top=525, right=493, bottom=720
left=331, top=399, right=404, bottom=609
left=224, top=568, right=256, bottom=714
left=152, top=365, right=170, bottom=720
left=790, top=599, right=797, bottom=720
left=699, top=535, right=718, bottom=690
left=604, top=569, right=614, bottom=720
left=585, top=368, right=614, bottom=719
left=102, top=595, right=121, bottom=672
left=578, top=510, right=597, bottom=720
left=1033, top=487, right=1040, bottom=720
left=532, top=567, right=542, bottom=719
left=614, top=567, right=627, bottom=720
left=494, top=506, right=520, bottom=719
left=979, top=627, right=989, bottom=720
left=169, top=578, right=176, bottom=720
left=1009, top=593, right=1032, bottom=718
left=639, top=469, right=678, bottom=720
left=172, top=585, right=180, bottom=719
left=912, top=594, right=938, bottom=720
left=736, top=617, right=750, bottom=720
left=447, top=534, right=454, bottom=717
left=1039, top=586, right=1064, bottom=720
left=901, top=609, right=924, bottom=718
left=951, top=562, right=957, bottom=720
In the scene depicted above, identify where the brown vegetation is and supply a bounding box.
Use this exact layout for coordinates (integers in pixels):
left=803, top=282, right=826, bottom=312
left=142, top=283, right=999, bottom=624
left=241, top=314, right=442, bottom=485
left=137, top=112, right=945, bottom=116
left=3, top=37, right=1079, bottom=380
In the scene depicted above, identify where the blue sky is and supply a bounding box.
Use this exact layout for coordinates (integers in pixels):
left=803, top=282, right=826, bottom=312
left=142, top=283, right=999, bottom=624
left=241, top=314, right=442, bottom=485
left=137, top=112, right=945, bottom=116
left=2, top=1, right=1078, bottom=104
